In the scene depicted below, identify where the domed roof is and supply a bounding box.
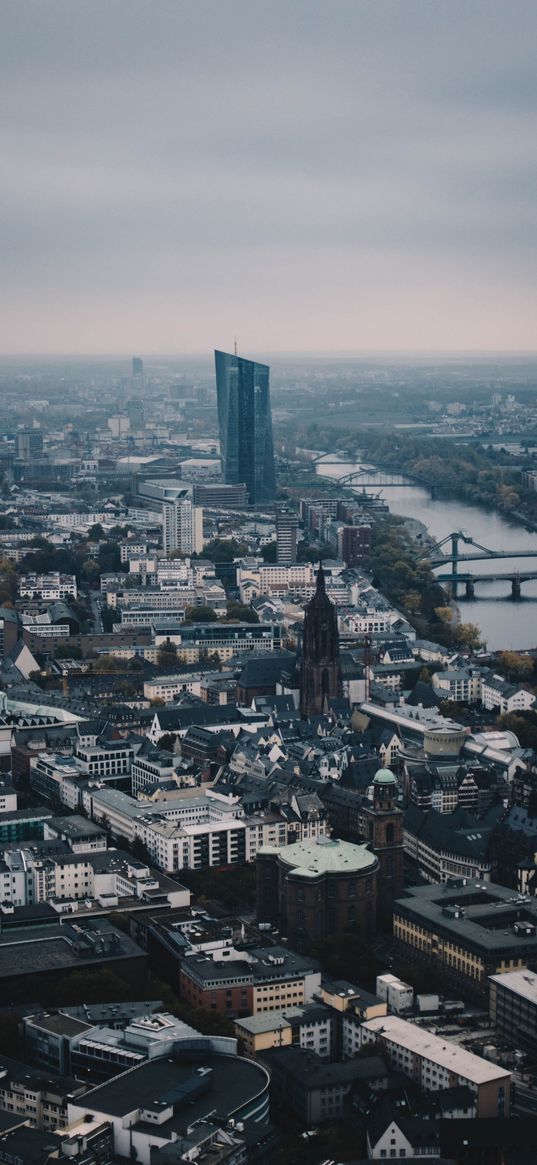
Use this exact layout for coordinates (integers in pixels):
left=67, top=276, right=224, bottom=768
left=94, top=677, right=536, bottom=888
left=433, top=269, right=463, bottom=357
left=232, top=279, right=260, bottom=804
left=373, top=767, right=397, bottom=785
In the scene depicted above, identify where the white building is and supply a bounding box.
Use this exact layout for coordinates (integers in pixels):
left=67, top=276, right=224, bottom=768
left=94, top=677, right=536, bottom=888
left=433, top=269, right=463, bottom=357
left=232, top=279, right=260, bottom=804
left=376, top=973, right=414, bottom=1014
left=481, top=673, right=536, bottom=715
left=162, top=500, right=203, bottom=556
left=356, top=1015, right=511, bottom=1117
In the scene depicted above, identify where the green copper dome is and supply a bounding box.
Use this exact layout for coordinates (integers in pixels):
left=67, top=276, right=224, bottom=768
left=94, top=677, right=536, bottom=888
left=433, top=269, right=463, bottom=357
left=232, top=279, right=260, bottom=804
left=373, top=767, right=397, bottom=785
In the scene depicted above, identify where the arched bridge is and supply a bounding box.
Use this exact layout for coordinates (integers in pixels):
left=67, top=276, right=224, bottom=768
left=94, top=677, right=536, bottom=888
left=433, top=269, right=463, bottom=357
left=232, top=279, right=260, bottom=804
left=420, top=531, right=537, bottom=597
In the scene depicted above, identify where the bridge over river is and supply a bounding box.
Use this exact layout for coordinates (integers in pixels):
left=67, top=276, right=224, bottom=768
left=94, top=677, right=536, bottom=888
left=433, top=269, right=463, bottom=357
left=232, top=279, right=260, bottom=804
left=420, top=532, right=537, bottom=598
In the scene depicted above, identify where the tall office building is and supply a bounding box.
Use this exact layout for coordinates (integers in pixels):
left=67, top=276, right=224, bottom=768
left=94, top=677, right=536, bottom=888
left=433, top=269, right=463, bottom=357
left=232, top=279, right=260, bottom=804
left=215, top=350, right=276, bottom=506
left=15, top=427, right=43, bottom=462
left=126, top=398, right=144, bottom=429
left=276, top=508, right=298, bottom=564
left=162, top=500, right=203, bottom=556
left=131, top=356, right=144, bottom=398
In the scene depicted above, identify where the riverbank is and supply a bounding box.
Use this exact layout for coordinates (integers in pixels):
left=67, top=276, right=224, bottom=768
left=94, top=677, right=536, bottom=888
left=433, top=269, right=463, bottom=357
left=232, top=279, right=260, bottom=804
left=316, top=458, right=537, bottom=650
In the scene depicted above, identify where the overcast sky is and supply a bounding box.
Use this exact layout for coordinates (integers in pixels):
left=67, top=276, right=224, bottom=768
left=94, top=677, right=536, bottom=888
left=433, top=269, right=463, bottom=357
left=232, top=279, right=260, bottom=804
left=1, top=0, right=536, bottom=355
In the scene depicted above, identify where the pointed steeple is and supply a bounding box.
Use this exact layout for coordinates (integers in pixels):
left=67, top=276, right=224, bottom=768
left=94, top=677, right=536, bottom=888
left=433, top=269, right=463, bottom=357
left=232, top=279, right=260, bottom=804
left=316, top=561, right=326, bottom=591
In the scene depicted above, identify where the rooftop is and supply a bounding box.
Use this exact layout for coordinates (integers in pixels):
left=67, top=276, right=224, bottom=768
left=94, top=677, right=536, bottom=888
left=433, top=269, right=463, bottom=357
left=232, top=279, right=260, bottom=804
left=489, top=968, right=537, bottom=1005
left=258, top=835, right=378, bottom=878
left=72, top=1050, right=268, bottom=1131
left=395, top=881, right=537, bottom=954
left=363, top=1015, right=510, bottom=1085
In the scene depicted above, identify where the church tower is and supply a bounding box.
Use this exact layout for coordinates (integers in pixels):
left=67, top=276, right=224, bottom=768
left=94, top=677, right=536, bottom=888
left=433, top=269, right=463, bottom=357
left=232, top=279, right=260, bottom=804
left=299, top=564, right=342, bottom=717
left=362, top=767, right=404, bottom=924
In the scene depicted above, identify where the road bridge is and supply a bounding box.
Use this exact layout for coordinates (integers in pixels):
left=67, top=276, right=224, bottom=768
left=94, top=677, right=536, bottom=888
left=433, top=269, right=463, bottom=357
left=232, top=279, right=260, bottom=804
left=311, top=456, right=435, bottom=494
left=436, top=569, right=537, bottom=599
left=420, top=530, right=537, bottom=577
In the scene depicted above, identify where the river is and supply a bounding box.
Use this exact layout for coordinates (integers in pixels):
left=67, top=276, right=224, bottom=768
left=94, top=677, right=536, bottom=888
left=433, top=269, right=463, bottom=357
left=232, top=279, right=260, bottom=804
left=316, top=458, right=537, bottom=651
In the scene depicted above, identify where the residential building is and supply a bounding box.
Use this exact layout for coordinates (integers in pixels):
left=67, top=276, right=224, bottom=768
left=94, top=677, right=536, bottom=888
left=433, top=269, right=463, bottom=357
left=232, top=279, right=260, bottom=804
left=0, top=1058, right=86, bottom=1132
left=403, top=804, right=496, bottom=884
left=162, top=498, right=203, bottom=555
left=357, top=1014, right=511, bottom=1117
left=235, top=1003, right=334, bottom=1060
left=276, top=508, right=298, bottom=564
left=261, top=1046, right=363, bottom=1124
left=481, top=671, right=536, bottom=715
left=152, top=620, right=282, bottom=663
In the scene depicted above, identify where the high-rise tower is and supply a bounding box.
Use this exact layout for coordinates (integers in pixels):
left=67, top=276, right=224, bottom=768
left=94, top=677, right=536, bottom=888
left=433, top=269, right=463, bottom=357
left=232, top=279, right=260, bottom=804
left=276, top=508, right=298, bottom=564
left=299, top=564, right=342, bottom=717
left=215, top=350, right=276, bottom=505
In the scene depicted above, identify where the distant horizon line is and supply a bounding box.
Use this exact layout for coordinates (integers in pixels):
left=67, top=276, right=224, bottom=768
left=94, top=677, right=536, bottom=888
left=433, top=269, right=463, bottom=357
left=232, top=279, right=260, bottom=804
left=1, top=348, right=537, bottom=361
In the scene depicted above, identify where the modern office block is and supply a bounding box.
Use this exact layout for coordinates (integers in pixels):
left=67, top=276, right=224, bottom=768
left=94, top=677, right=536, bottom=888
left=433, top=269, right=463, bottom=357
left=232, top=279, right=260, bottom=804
left=215, top=349, right=276, bottom=505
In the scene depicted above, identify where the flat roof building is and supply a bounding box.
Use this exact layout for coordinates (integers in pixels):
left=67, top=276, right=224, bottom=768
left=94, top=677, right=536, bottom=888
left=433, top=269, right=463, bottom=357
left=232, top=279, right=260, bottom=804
left=489, top=968, right=537, bottom=1055
left=393, top=881, right=537, bottom=996
left=67, top=1050, right=270, bottom=1165
left=358, top=1014, right=511, bottom=1118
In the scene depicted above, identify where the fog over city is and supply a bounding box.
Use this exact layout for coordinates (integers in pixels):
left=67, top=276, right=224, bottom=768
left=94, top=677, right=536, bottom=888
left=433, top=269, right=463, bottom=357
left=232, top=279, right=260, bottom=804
left=2, top=0, right=537, bottom=354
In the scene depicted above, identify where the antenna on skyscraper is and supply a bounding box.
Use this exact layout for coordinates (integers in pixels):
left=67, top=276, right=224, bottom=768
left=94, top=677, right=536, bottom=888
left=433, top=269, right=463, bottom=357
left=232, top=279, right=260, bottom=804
left=234, top=336, right=238, bottom=356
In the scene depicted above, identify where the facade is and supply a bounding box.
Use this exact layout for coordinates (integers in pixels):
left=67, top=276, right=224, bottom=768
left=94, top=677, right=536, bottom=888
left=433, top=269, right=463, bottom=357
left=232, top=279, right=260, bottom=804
left=256, top=835, right=379, bottom=950
left=235, top=1003, right=334, bottom=1060
left=162, top=498, right=203, bottom=555
left=357, top=1015, right=511, bottom=1118
left=403, top=804, right=495, bottom=884
left=0, top=1059, right=86, bottom=1132
left=261, top=1046, right=360, bottom=1124
left=361, top=768, right=405, bottom=920
left=215, top=349, right=276, bottom=505
left=489, top=969, right=537, bottom=1056
left=276, top=508, right=298, bottom=564
left=299, top=564, right=343, bottom=716
left=393, top=882, right=537, bottom=995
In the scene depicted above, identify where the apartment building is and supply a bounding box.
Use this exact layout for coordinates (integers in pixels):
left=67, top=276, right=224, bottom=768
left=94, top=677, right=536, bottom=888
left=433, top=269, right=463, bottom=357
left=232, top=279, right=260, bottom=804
left=0, top=1059, right=86, bottom=1132
left=357, top=1015, right=510, bottom=1118
left=235, top=1003, right=334, bottom=1060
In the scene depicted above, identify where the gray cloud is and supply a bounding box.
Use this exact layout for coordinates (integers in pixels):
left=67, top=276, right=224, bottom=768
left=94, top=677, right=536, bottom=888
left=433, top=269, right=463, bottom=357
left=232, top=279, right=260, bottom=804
left=1, top=0, right=536, bottom=352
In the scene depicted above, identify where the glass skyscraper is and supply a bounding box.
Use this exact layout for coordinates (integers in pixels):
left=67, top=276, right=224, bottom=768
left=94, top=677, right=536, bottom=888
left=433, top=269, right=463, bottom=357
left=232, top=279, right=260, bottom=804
left=215, top=350, right=276, bottom=505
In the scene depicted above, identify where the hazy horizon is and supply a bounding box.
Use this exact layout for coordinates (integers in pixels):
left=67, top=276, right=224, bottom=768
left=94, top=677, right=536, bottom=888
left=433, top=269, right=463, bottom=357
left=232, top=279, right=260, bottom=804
left=2, top=1, right=536, bottom=356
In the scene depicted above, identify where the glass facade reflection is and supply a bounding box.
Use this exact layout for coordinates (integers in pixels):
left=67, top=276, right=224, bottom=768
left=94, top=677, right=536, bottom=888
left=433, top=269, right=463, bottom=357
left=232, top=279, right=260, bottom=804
left=215, top=350, right=276, bottom=505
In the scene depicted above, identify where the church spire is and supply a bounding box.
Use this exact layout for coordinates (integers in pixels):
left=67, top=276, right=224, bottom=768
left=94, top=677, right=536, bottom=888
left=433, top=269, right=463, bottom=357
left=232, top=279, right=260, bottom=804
left=316, top=561, right=325, bottom=591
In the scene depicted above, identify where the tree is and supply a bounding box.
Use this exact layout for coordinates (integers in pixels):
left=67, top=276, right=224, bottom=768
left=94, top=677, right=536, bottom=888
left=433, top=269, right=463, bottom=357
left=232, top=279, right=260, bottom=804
left=87, top=523, right=105, bottom=541
left=434, top=606, right=456, bottom=627
left=456, top=622, right=485, bottom=653
left=498, top=651, right=534, bottom=683
left=226, top=602, right=259, bottom=624
left=403, top=590, right=422, bottom=615
left=185, top=605, right=218, bottom=622
left=157, top=733, right=177, bottom=752
left=91, top=653, right=124, bottom=672
left=81, top=558, right=101, bottom=583
left=261, top=541, right=277, bottom=562
left=157, top=641, right=178, bottom=668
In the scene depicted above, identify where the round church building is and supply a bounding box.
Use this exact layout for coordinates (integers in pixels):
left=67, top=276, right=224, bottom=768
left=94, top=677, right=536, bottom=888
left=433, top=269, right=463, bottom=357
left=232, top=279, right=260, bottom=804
left=256, top=835, right=379, bottom=950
